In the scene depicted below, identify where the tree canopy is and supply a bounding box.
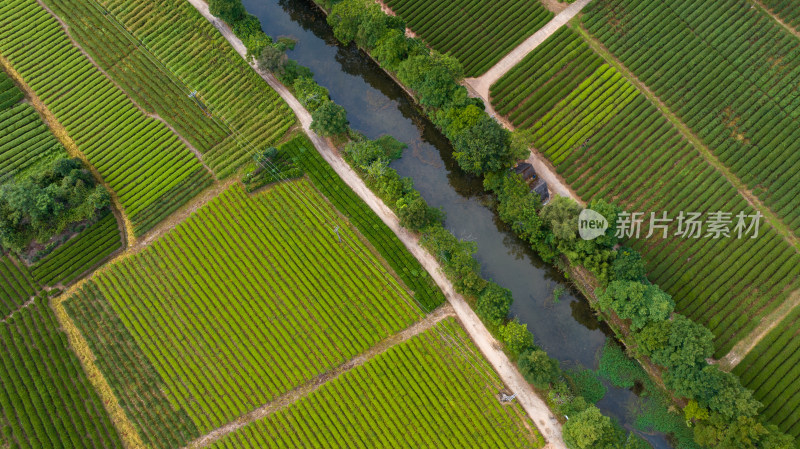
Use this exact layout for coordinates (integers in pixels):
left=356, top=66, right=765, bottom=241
left=597, top=280, right=674, bottom=331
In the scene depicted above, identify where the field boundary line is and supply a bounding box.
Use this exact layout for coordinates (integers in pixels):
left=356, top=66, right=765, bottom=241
left=50, top=286, right=147, bottom=449
left=576, top=24, right=800, bottom=252
left=0, top=54, right=135, bottom=248
left=35, top=0, right=215, bottom=177
left=186, top=2, right=566, bottom=447
left=717, top=289, right=800, bottom=370
left=463, top=0, right=592, bottom=99
left=183, top=304, right=456, bottom=448
left=750, top=0, right=800, bottom=40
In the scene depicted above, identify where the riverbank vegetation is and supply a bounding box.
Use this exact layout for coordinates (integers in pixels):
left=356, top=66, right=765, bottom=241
left=383, top=0, right=553, bottom=76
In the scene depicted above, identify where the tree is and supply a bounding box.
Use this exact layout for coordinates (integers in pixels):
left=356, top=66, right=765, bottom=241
left=310, top=100, right=348, bottom=136
left=562, top=406, right=619, bottom=449
left=695, top=365, right=761, bottom=420
left=596, top=281, right=674, bottom=331
left=294, top=77, right=330, bottom=112
left=518, top=348, right=560, bottom=388
left=612, top=247, right=647, bottom=282
left=208, top=0, right=245, bottom=23
left=541, top=196, right=582, bottom=241
left=639, top=314, right=714, bottom=370
left=475, top=282, right=512, bottom=330
left=344, top=140, right=388, bottom=169
left=500, top=320, right=535, bottom=357
left=374, top=29, right=410, bottom=70
left=694, top=413, right=794, bottom=449
left=451, top=115, right=521, bottom=176
left=395, top=191, right=442, bottom=231
left=258, top=45, right=287, bottom=72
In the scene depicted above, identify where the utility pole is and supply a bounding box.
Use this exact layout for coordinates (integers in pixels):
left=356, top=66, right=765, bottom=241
left=334, top=226, right=341, bottom=243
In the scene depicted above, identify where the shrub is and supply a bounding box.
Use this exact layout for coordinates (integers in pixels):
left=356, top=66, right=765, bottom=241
left=475, top=282, right=512, bottom=330
left=518, top=348, right=560, bottom=388
left=310, top=100, right=348, bottom=136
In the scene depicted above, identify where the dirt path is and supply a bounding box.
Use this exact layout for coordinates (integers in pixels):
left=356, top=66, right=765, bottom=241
left=463, top=0, right=592, bottom=100
left=750, top=0, right=800, bottom=40
left=717, top=289, right=800, bottom=370
left=577, top=25, right=800, bottom=251
left=457, top=1, right=591, bottom=204
left=187, top=1, right=566, bottom=447
left=36, top=0, right=214, bottom=177
left=184, top=304, right=456, bottom=448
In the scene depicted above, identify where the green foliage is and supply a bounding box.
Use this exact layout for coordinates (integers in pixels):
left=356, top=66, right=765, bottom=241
left=563, top=406, right=619, bottom=449
left=684, top=400, right=709, bottom=426
left=694, top=366, right=761, bottom=421
left=598, top=340, right=646, bottom=389
left=476, top=282, right=512, bottom=330
left=451, top=114, right=521, bottom=176
left=694, top=413, right=794, bottom=449
left=311, top=100, right=349, bottom=136
left=328, top=0, right=402, bottom=49
left=0, top=158, right=109, bottom=253
left=596, top=281, right=674, bottom=331
left=208, top=0, right=245, bottom=23
left=420, top=224, right=486, bottom=296
left=518, top=348, right=560, bottom=388
left=258, top=45, right=287, bottom=72
left=566, top=368, right=607, bottom=404
left=395, top=191, right=442, bottom=231
left=613, top=247, right=647, bottom=282
left=541, top=196, right=581, bottom=241
left=293, top=78, right=330, bottom=112
left=500, top=319, right=535, bottom=357
left=636, top=314, right=714, bottom=371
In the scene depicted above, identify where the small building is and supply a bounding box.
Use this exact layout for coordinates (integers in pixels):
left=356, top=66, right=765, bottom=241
left=532, top=180, right=550, bottom=204
left=513, top=162, right=535, bottom=181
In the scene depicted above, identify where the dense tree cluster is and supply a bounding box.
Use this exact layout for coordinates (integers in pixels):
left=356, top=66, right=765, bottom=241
left=0, top=158, right=109, bottom=253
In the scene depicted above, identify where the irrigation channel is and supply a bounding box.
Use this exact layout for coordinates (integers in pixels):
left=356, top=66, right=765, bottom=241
left=244, top=0, right=672, bottom=446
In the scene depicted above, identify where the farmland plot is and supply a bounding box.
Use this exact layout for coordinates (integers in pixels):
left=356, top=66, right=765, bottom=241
left=385, top=0, right=553, bottom=76
left=490, top=27, right=800, bottom=356
left=0, top=297, right=124, bottom=448
left=65, top=180, right=423, bottom=446
left=0, top=0, right=213, bottom=236
left=0, top=69, right=121, bottom=290
left=760, top=0, right=800, bottom=29
left=40, top=0, right=295, bottom=178
left=207, top=318, right=543, bottom=449
left=735, top=307, right=800, bottom=438
left=583, top=0, right=800, bottom=235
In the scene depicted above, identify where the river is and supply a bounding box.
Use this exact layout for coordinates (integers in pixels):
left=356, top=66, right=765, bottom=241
left=243, top=0, right=673, bottom=446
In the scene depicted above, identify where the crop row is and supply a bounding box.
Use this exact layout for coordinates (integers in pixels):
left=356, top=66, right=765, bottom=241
left=31, top=212, right=122, bottom=286
left=207, top=318, right=543, bottom=449
left=66, top=283, right=199, bottom=449
left=96, top=0, right=295, bottom=178
left=734, top=308, right=800, bottom=437
left=0, top=99, right=63, bottom=183
left=385, top=0, right=552, bottom=77
left=281, top=134, right=444, bottom=310
left=0, top=71, right=23, bottom=109
left=583, top=0, right=800, bottom=234
left=0, top=256, right=38, bottom=318
left=0, top=298, right=124, bottom=448
left=489, top=27, right=800, bottom=355
left=66, top=180, right=422, bottom=434
left=0, top=0, right=212, bottom=235
left=760, top=0, right=800, bottom=29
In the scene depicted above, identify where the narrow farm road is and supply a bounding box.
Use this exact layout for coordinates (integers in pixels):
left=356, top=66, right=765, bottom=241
left=187, top=1, right=566, bottom=447
left=184, top=304, right=457, bottom=448
left=750, top=0, right=800, bottom=40
left=717, top=289, right=800, bottom=370
left=463, top=0, right=592, bottom=100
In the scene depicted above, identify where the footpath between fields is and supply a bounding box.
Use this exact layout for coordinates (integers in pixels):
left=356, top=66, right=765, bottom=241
left=186, top=1, right=567, bottom=447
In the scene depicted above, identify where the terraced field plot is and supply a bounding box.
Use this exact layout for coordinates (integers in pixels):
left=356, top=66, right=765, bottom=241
left=735, top=306, right=800, bottom=438
left=384, top=0, right=553, bottom=76
left=760, top=0, right=800, bottom=29
left=65, top=180, right=423, bottom=447
left=490, top=27, right=800, bottom=356
left=0, top=0, right=213, bottom=235
left=583, top=0, right=800, bottom=235
left=0, top=298, right=124, bottom=448
left=0, top=69, right=121, bottom=290
left=80, top=0, right=295, bottom=178
left=207, top=318, right=543, bottom=449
